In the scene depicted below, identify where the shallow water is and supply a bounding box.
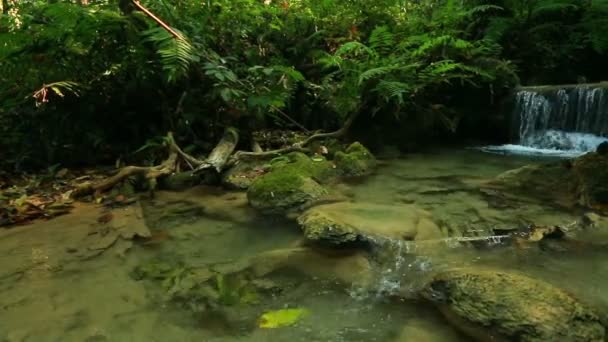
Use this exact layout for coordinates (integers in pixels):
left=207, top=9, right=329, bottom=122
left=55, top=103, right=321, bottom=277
left=1, top=149, right=608, bottom=341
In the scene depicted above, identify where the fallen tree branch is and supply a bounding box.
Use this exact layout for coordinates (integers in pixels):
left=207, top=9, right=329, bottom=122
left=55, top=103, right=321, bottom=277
left=73, top=128, right=240, bottom=197
left=74, top=133, right=182, bottom=197
left=193, top=128, right=239, bottom=173
left=233, top=111, right=359, bottom=160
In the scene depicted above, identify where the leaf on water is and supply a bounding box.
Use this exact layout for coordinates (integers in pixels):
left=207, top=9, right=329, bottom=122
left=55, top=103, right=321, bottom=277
left=258, top=308, right=310, bottom=329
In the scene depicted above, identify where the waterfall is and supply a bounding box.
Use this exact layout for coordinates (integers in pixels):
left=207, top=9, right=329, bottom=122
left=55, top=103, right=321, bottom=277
left=481, top=83, right=608, bottom=157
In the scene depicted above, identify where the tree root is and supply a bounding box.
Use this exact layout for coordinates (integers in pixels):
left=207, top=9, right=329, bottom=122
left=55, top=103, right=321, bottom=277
left=74, top=129, right=237, bottom=197
left=232, top=111, right=359, bottom=161
left=73, top=111, right=358, bottom=197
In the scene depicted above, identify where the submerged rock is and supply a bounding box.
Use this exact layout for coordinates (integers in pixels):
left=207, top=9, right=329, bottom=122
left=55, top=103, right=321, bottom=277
left=297, top=202, right=442, bottom=245
left=421, top=269, right=606, bottom=342
left=249, top=247, right=373, bottom=287
left=159, top=172, right=200, bottom=191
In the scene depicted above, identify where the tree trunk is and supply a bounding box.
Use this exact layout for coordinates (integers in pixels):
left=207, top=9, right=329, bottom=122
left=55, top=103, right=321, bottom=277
left=194, top=128, right=239, bottom=173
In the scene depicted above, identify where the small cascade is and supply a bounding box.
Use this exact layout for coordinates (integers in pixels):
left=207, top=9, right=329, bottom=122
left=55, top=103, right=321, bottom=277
left=482, top=83, right=608, bottom=156
left=351, top=235, right=513, bottom=299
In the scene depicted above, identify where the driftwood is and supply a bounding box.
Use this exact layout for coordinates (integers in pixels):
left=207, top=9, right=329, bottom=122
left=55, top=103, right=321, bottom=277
left=73, top=110, right=359, bottom=197
left=193, top=128, right=239, bottom=173
left=74, top=128, right=238, bottom=197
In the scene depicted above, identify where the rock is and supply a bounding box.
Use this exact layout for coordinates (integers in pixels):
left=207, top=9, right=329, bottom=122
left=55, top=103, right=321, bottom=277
left=421, top=269, right=606, bottom=342
left=247, top=153, right=333, bottom=214
left=248, top=247, right=373, bottom=287
left=297, top=202, right=442, bottom=245
left=582, top=212, right=602, bottom=227
left=221, top=160, right=268, bottom=190
left=334, top=142, right=377, bottom=177
left=144, top=187, right=258, bottom=225
left=484, top=152, right=608, bottom=212
left=248, top=175, right=327, bottom=215
left=596, top=141, right=608, bottom=155
left=571, top=152, right=608, bottom=209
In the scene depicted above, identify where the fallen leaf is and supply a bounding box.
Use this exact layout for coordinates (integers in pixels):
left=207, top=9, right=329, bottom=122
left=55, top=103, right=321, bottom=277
left=258, top=308, right=309, bottom=329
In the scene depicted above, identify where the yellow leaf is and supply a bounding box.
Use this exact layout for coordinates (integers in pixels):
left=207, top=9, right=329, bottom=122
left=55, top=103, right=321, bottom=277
left=258, top=308, right=309, bottom=329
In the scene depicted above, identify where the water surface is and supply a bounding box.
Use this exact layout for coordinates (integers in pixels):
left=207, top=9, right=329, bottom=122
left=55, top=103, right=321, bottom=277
left=1, top=149, right=607, bottom=341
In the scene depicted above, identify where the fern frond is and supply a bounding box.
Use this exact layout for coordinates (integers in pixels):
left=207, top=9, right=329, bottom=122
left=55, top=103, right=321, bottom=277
left=142, top=27, right=199, bottom=83
left=368, top=26, right=395, bottom=55
left=465, top=4, right=504, bottom=17
left=374, top=80, right=412, bottom=104
left=334, top=41, right=376, bottom=59
left=358, top=65, right=399, bottom=85
left=412, top=35, right=452, bottom=57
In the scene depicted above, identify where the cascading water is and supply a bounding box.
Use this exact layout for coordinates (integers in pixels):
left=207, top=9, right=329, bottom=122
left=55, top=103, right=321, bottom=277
left=481, top=83, right=608, bottom=157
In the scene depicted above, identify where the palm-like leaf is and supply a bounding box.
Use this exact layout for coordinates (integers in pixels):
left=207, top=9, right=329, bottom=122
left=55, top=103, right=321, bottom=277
left=142, top=27, right=199, bottom=83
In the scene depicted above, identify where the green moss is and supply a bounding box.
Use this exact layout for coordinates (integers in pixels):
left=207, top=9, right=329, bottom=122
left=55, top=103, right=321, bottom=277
left=334, top=142, right=376, bottom=177
left=269, top=152, right=336, bottom=183
left=247, top=171, right=327, bottom=214
left=422, top=269, right=606, bottom=341
left=249, top=171, right=305, bottom=201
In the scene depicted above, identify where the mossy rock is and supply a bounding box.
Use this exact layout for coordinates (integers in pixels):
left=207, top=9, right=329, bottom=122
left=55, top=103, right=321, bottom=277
left=484, top=152, right=608, bottom=212
left=222, top=160, right=268, bottom=190
left=421, top=269, right=606, bottom=341
left=246, top=153, right=336, bottom=215
left=268, top=152, right=337, bottom=183
left=334, top=142, right=376, bottom=177
left=247, top=172, right=328, bottom=215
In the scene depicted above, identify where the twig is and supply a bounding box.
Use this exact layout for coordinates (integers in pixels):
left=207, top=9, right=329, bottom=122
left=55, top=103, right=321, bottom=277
left=131, top=1, right=183, bottom=39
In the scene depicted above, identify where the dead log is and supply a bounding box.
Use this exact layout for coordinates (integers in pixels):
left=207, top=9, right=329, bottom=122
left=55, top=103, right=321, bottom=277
left=193, top=128, right=239, bottom=173
left=73, top=128, right=240, bottom=197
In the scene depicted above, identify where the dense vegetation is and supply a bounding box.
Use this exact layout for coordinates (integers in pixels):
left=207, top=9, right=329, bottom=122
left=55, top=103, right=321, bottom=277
left=1, top=0, right=607, bottom=170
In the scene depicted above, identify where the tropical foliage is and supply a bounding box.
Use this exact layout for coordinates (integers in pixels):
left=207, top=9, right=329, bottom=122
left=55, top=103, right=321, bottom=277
left=0, top=0, right=606, bottom=169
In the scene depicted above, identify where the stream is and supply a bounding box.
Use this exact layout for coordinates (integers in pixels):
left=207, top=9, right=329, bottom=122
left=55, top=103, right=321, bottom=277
left=1, top=149, right=607, bottom=341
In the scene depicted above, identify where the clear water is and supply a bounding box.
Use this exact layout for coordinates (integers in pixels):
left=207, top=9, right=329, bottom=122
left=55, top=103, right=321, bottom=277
left=2, top=149, right=608, bottom=341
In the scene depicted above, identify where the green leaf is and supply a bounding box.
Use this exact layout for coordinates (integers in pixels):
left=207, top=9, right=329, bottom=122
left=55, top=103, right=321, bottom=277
left=258, top=308, right=310, bottom=328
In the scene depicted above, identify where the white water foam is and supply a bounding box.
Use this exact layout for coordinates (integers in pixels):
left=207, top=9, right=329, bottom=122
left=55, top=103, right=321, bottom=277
left=479, top=130, right=608, bottom=158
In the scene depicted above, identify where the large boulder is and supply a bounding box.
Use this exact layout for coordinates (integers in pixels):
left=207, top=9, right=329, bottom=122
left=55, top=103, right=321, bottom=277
left=297, top=202, right=442, bottom=245
left=484, top=151, right=608, bottom=212
left=246, top=152, right=336, bottom=215
left=421, top=269, right=606, bottom=342
left=248, top=174, right=327, bottom=215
